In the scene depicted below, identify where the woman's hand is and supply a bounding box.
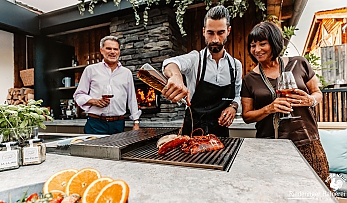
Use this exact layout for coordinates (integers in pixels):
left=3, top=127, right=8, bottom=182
left=285, top=89, right=315, bottom=107
left=270, top=97, right=292, bottom=114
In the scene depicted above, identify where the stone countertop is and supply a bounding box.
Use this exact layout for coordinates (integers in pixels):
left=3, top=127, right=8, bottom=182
left=0, top=138, right=337, bottom=203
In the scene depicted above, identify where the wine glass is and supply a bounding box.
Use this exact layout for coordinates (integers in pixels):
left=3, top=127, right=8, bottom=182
left=276, top=71, right=301, bottom=120
left=102, top=84, right=113, bottom=115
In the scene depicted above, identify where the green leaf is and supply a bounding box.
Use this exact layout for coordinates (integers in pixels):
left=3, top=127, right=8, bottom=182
left=19, top=119, right=29, bottom=128
left=39, top=123, right=46, bottom=130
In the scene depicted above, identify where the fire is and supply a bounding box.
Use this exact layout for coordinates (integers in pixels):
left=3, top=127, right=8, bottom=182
left=136, top=87, right=156, bottom=108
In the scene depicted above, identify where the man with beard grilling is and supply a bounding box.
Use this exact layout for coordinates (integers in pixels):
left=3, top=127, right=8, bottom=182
left=74, top=36, right=141, bottom=134
left=161, top=5, right=242, bottom=137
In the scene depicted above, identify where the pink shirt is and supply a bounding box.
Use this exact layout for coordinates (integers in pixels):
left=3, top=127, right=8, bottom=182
left=73, top=61, right=141, bottom=120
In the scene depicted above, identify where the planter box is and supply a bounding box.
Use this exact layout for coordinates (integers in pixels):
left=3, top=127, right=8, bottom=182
left=0, top=182, right=43, bottom=202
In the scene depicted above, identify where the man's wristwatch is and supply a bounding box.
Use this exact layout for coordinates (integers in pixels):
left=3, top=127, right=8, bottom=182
left=134, top=120, right=140, bottom=124
left=229, top=102, right=238, bottom=111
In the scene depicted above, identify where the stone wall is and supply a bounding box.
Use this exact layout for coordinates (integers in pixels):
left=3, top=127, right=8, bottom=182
left=110, top=7, right=187, bottom=121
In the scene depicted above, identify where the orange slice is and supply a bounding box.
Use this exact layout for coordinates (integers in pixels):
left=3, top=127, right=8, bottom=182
left=65, top=168, right=101, bottom=196
left=94, top=180, right=130, bottom=203
left=43, top=169, right=78, bottom=194
left=81, top=177, right=113, bottom=203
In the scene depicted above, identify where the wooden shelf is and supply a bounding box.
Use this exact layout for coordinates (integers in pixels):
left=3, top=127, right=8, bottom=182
left=57, top=65, right=86, bottom=71
left=58, top=86, right=77, bottom=90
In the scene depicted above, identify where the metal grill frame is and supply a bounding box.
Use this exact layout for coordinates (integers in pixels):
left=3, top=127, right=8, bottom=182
left=122, top=137, right=244, bottom=171
left=70, top=128, right=178, bottom=160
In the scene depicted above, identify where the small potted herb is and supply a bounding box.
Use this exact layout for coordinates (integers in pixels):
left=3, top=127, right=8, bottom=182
left=0, top=99, right=53, bottom=144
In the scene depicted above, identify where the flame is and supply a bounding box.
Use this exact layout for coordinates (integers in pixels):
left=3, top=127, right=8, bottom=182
left=136, top=87, right=156, bottom=108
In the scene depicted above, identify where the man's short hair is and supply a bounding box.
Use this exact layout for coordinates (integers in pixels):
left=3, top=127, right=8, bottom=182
left=204, top=5, right=231, bottom=27
left=247, top=22, right=284, bottom=63
left=100, top=36, right=121, bottom=48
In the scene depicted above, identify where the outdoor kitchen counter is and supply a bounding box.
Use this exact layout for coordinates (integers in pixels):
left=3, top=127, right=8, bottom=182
left=43, top=117, right=255, bottom=129
left=1, top=138, right=337, bottom=202
left=43, top=119, right=185, bottom=128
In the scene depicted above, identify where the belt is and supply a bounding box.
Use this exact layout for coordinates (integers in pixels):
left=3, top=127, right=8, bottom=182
left=88, top=113, right=124, bottom=122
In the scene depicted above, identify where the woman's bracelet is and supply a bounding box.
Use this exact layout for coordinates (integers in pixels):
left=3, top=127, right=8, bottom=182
left=310, top=96, right=318, bottom=107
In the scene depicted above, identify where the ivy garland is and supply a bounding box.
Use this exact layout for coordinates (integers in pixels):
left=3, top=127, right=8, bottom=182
left=77, top=0, right=266, bottom=36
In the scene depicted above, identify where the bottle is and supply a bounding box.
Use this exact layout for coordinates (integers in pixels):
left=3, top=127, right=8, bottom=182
left=50, top=109, right=54, bottom=118
left=137, top=63, right=187, bottom=106
left=72, top=56, right=76, bottom=67
left=74, top=55, right=79, bottom=66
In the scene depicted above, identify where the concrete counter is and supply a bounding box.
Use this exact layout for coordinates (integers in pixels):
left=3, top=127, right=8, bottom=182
left=42, top=118, right=256, bottom=135
left=0, top=138, right=337, bottom=202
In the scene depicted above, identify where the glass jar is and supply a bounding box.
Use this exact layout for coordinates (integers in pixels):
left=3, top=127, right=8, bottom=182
left=0, top=141, right=20, bottom=171
left=21, top=138, right=46, bottom=165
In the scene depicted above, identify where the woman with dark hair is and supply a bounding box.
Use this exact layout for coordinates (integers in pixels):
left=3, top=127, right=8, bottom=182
left=241, top=22, right=331, bottom=189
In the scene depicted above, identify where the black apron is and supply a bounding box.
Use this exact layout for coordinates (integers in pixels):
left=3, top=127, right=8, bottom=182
left=182, top=49, right=236, bottom=137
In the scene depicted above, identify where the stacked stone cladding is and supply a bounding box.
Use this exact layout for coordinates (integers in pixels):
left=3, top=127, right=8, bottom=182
left=110, top=7, right=187, bottom=121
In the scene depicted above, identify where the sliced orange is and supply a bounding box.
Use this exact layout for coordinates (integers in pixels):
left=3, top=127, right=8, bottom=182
left=94, top=180, right=130, bottom=203
left=65, top=168, right=101, bottom=196
left=43, top=169, right=78, bottom=194
left=81, top=177, right=113, bottom=203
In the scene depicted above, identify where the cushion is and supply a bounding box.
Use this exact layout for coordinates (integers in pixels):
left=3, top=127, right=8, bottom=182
left=319, top=129, right=347, bottom=174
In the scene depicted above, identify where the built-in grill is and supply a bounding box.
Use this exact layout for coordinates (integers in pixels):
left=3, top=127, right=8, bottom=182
left=71, top=128, right=178, bottom=160
left=122, top=137, right=243, bottom=171
left=70, top=128, right=243, bottom=171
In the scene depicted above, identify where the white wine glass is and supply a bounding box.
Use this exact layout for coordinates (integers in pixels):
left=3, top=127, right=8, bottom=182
left=276, top=71, right=301, bottom=120
left=102, top=84, right=113, bottom=115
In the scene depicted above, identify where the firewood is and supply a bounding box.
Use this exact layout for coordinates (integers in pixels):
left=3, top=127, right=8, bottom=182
left=24, top=88, right=34, bottom=95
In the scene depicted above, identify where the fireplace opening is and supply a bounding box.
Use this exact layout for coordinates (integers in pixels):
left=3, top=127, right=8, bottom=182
left=135, top=84, right=160, bottom=114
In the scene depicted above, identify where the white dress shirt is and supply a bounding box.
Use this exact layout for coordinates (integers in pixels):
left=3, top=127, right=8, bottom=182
left=162, top=49, right=242, bottom=107
left=73, top=61, right=141, bottom=120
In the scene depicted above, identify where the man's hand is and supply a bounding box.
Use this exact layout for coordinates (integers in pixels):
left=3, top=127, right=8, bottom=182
left=162, top=63, right=190, bottom=106
left=87, top=98, right=110, bottom=108
left=218, top=106, right=237, bottom=127
left=132, top=123, right=140, bottom=130
left=162, top=76, right=190, bottom=106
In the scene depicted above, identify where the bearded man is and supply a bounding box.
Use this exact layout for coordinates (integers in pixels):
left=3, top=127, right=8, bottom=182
left=161, top=5, right=242, bottom=137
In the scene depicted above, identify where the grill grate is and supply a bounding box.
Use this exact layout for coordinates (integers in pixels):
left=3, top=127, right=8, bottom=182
left=70, top=128, right=178, bottom=160
left=122, top=137, right=244, bottom=171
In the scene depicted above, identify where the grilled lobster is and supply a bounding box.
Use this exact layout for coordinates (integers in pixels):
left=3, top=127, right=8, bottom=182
left=181, top=134, right=224, bottom=155
left=156, top=128, right=224, bottom=155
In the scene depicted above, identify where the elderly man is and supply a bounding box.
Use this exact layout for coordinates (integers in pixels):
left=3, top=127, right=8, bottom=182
left=74, top=36, right=141, bottom=134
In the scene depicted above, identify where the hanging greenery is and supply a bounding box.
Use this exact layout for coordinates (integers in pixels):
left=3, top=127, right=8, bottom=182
left=77, top=0, right=266, bottom=36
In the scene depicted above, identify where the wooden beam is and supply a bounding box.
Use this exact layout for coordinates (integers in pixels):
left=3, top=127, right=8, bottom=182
left=281, top=6, right=293, bottom=20
left=267, top=0, right=282, bottom=18
left=315, top=13, right=347, bottom=20
left=14, top=34, right=26, bottom=88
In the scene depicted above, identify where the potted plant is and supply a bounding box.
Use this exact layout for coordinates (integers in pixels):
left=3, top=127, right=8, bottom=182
left=0, top=99, right=53, bottom=144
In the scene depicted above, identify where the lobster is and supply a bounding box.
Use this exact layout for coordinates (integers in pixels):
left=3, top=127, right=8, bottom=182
left=157, top=128, right=224, bottom=155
